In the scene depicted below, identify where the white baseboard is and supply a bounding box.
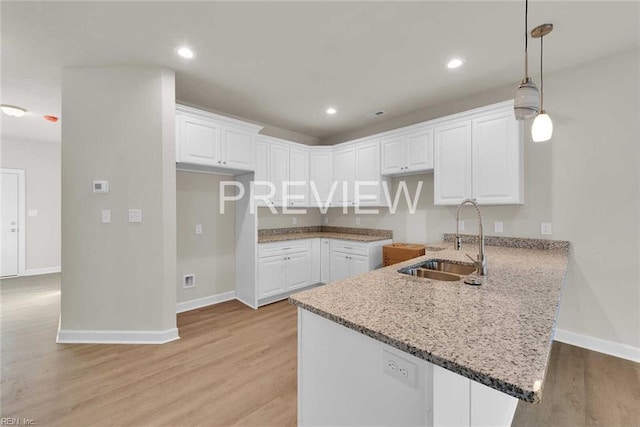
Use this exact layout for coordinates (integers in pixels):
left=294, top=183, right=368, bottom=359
left=56, top=327, right=180, bottom=345
left=21, top=266, right=61, bottom=276
left=176, top=290, right=236, bottom=313
left=554, top=328, right=640, bottom=363
left=235, top=295, right=258, bottom=310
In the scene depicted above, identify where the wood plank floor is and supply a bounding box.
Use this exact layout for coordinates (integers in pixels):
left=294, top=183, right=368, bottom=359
left=1, top=274, right=638, bottom=426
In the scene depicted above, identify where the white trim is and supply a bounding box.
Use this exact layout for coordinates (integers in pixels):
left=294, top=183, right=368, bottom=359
left=21, top=266, right=61, bottom=276
left=176, top=104, right=264, bottom=133
left=176, top=290, right=237, bottom=313
left=554, top=328, right=640, bottom=363
left=1, top=168, right=26, bottom=276
left=235, top=295, right=258, bottom=310
left=56, top=327, right=180, bottom=345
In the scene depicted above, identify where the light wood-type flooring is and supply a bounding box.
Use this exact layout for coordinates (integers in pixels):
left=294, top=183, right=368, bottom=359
left=1, top=274, right=638, bottom=426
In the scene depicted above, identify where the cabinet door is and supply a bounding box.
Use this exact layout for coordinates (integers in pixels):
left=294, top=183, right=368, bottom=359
left=289, top=147, right=310, bottom=207
left=287, top=251, right=313, bottom=291
left=381, top=137, right=406, bottom=175
left=330, top=251, right=351, bottom=282
left=309, top=150, right=334, bottom=207
left=471, top=111, right=523, bottom=204
left=333, top=147, right=356, bottom=205
left=254, top=140, right=272, bottom=206
left=320, top=238, right=331, bottom=283
left=222, top=126, right=255, bottom=171
left=434, top=120, right=472, bottom=205
left=269, top=143, right=289, bottom=206
left=180, top=115, right=221, bottom=166
left=355, top=141, right=381, bottom=206
left=258, top=255, right=286, bottom=299
left=406, top=129, right=433, bottom=172
left=311, top=239, right=321, bottom=284
left=349, top=254, right=370, bottom=277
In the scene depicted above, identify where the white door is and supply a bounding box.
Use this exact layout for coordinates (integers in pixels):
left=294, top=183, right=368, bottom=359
left=471, top=111, right=523, bottom=204
left=1, top=172, right=19, bottom=277
left=288, top=147, right=309, bottom=207
left=355, top=141, right=381, bottom=206
left=333, top=147, right=356, bottom=205
left=406, top=129, right=434, bottom=172
left=222, top=126, right=255, bottom=171
left=287, top=251, right=312, bottom=291
left=349, top=254, right=369, bottom=277
left=258, top=255, right=286, bottom=299
left=180, top=115, right=221, bottom=166
left=330, top=251, right=351, bottom=282
left=434, top=120, right=472, bottom=205
left=381, top=137, right=406, bottom=175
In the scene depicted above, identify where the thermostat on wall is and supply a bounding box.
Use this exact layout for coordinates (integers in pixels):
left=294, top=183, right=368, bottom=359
left=93, top=180, right=109, bottom=193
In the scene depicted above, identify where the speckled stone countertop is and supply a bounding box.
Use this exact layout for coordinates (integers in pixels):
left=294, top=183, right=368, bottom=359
left=258, top=226, right=393, bottom=243
left=289, top=238, right=570, bottom=403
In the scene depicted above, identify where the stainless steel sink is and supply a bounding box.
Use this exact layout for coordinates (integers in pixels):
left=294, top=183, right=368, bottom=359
left=398, top=259, right=476, bottom=282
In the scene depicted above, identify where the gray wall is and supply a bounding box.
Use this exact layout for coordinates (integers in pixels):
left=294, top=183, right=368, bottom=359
left=176, top=171, right=236, bottom=302
left=61, top=66, right=176, bottom=332
left=322, top=48, right=640, bottom=349
left=0, top=138, right=61, bottom=271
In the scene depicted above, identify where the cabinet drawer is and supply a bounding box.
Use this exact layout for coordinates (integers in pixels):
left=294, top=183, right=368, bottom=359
left=330, top=240, right=369, bottom=256
left=259, top=239, right=312, bottom=258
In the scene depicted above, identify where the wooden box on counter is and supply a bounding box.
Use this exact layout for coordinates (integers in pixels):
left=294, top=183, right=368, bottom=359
left=383, top=243, right=426, bottom=266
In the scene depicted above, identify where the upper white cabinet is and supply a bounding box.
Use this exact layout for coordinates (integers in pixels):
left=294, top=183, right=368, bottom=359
left=381, top=128, right=433, bottom=176
left=175, top=105, right=263, bottom=174
left=433, top=101, right=523, bottom=205
left=259, top=136, right=310, bottom=207
left=333, top=146, right=357, bottom=205
left=309, top=149, right=334, bottom=208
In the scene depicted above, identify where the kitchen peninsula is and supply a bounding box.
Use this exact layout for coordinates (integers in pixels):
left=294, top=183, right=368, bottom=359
left=290, top=235, right=570, bottom=427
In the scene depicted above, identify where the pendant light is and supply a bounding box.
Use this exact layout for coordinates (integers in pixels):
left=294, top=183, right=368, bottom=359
left=514, top=0, right=540, bottom=120
left=531, top=24, right=554, bottom=142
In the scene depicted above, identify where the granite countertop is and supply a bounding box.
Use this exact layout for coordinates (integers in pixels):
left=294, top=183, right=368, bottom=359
left=258, top=226, right=393, bottom=243
left=289, top=237, right=570, bottom=403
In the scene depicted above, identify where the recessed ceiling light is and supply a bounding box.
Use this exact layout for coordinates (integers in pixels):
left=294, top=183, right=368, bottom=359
left=446, top=58, right=464, bottom=69
left=1, top=104, right=27, bottom=117
left=176, top=47, right=195, bottom=59
left=326, top=107, right=337, bottom=115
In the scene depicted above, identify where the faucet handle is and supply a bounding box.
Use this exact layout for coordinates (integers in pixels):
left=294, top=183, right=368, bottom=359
left=464, top=253, right=476, bottom=263
left=455, top=235, right=462, bottom=251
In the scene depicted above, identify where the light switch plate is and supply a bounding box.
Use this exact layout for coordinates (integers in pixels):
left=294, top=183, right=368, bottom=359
left=195, top=224, right=202, bottom=234
left=541, top=222, right=552, bottom=235
left=458, top=220, right=464, bottom=231
left=324, top=217, right=329, bottom=225
left=292, top=217, right=297, bottom=225
left=355, top=217, right=361, bottom=226
left=494, top=221, right=504, bottom=233
left=128, top=209, right=142, bottom=223
left=101, top=209, right=111, bottom=224
left=28, top=209, right=38, bottom=217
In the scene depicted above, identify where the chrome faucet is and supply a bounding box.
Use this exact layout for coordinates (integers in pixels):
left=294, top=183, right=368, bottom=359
left=455, top=199, right=487, bottom=276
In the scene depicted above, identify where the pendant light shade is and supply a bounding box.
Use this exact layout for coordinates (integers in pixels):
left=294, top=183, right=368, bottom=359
left=531, top=111, right=553, bottom=142
left=514, top=78, right=540, bottom=120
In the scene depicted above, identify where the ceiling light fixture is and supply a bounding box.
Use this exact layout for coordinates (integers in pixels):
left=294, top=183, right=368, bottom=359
left=514, top=0, right=540, bottom=120
left=1, top=104, right=27, bottom=117
left=176, top=46, right=195, bottom=59
left=447, top=58, right=463, bottom=69
left=326, top=107, right=337, bottom=115
left=531, top=24, right=554, bottom=142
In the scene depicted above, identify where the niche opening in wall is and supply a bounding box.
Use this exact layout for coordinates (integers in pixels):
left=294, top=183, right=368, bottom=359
left=183, top=274, right=195, bottom=289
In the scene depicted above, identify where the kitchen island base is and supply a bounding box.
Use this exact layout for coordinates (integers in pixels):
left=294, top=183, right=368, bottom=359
left=298, top=308, right=518, bottom=427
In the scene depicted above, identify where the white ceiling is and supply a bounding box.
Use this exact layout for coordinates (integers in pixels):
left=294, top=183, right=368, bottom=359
left=1, top=1, right=638, bottom=145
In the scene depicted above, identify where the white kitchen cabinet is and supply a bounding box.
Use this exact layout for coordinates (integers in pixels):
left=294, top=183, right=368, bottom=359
left=320, top=238, right=331, bottom=283
left=330, top=251, right=352, bottom=283
left=176, top=105, right=262, bottom=173
left=254, top=140, right=271, bottom=207
left=333, top=146, right=356, bottom=206
left=309, top=149, right=334, bottom=208
left=329, top=239, right=391, bottom=282
left=257, top=240, right=313, bottom=303
left=288, top=147, right=310, bottom=207
left=311, top=238, right=321, bottom=284
left=269, top=142, right=290, bottom=206
left=433, top=101, right=523, bottom=205
left=333, top=141, right=388, bottom=207
left=381, top=128, right=433, bottom=176
left=261, top=138, right=309, bottom=207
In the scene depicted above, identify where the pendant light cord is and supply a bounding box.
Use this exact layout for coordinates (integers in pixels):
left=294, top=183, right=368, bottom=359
left=524, top=0, right=529, bottom=77
left=540, top=35, right=544, bottom=109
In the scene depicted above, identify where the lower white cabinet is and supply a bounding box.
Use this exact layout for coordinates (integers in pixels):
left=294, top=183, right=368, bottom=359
left=329, top=239, right=391, bottom=283
left=258, top=240, right=313, bottom=301
left=331, top=252, right=369, bottom=282
left=320, top=238, right=331, bottom=283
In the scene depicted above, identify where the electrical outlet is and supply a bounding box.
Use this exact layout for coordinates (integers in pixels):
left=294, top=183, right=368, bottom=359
left=541, top=222, right=553, bottom=235
left=183, top=274, right=195, bottom=289
left=128, top=209, right=142, bottom=223
left=195, top=224, right=202, bottom=234
left=292, top=217, right=297, bottom=225
left=382, top=349, right=417, bottom=388
left=101, top=209, right=111, bottom=224
left=356, top=217, right=361, bottom=226
left=494, top=221, right=504, bottom=233
left=324, top=217, right=329, bottom=225
left=458, top=220, right=464, bottom=231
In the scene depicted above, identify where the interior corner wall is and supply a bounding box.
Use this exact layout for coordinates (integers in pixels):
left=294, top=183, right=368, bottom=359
left=0, top=138, right=61, bottom=272
left=61, top=66, right=176, bottom=334
left=176, top=171, right=236, bottom=303
left=325, top=48, right=640, bottom=349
